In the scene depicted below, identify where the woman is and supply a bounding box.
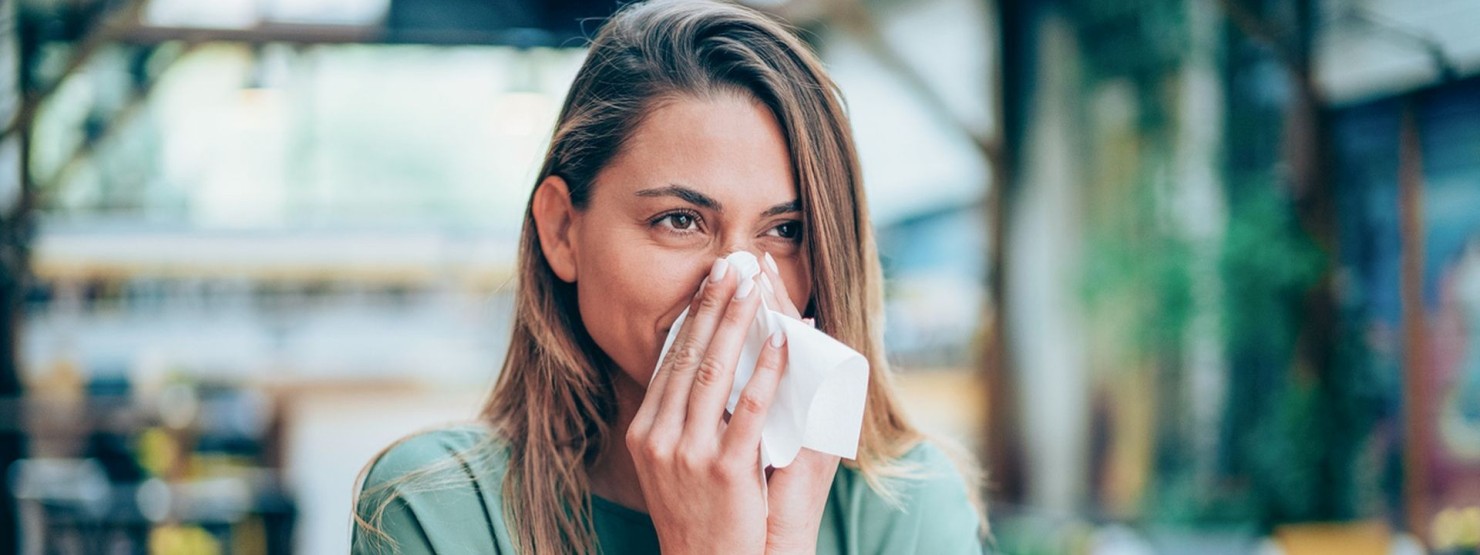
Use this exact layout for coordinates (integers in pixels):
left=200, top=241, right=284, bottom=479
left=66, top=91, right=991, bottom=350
left=353, top=1, right=985, bottom=553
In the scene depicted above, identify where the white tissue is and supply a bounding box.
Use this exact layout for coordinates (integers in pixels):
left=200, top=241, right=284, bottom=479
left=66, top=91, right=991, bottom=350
left=653, top=251, right=870, bottom=468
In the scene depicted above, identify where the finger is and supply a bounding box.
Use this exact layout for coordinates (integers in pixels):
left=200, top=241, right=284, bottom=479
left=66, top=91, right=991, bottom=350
left=787, top=447, right=841, bottom=472
left=681, top=274, right=765, bottom=442
left=648, top=258, right=747, bottom=433
left=634, top=259, right=736, bottom=431
left=768, top=448, right=841, bottom=484
left=766, top=448, right=841, bottom=505
left=720, top=329, right=786, bottom=457
left=636, top=279, right=707, bottom=422
left=761, top=252, right=803, bottom=319
left=758, top=273, right=783, bottom=315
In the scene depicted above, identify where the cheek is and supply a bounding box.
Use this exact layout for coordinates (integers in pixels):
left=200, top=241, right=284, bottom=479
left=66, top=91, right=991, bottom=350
left=573, top=245, right=707, bottom=382
left=789, top=277, right=813, bottom=315
left=575, top=252, right=651, bottom=338
left=774, top=254, right=813, bottom=313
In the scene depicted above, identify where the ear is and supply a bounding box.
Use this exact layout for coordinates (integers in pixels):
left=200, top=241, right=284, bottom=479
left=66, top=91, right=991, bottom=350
left=532, top=175, right=580, bottom=283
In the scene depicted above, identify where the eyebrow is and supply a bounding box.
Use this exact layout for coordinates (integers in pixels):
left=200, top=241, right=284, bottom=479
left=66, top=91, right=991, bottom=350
left=636, top=184, right=719, bottom=210
left=760, top=199, right=802, bottom=218
left=636, top=183, right=800, bottom=218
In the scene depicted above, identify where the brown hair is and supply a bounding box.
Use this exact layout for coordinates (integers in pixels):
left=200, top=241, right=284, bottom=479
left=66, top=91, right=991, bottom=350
left=360, top=1, right=982, bottom=552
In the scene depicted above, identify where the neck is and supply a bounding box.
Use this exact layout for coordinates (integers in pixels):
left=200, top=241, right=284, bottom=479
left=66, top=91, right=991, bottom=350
left=586, top=370, right=649, bottom=513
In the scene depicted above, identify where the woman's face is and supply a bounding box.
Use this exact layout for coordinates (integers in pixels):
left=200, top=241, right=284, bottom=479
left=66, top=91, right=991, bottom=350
left=535, top=93, right=812, bottom=388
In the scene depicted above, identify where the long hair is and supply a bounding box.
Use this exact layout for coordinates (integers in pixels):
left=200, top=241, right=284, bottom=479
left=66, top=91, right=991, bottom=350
left=376, top=1, right=977, bottom=552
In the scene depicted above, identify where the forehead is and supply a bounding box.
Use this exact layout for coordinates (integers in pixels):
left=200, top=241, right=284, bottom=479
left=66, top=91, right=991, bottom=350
left=595, top=93, right=796, bottom=208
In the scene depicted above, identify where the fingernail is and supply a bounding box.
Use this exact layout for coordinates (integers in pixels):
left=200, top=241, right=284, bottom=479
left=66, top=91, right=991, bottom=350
left=803, top=317, right=816, bottom=328
left=709, top=258, right=730, bottom=283
left=734, top=276, right=755, bottom=299
left=769, top=330, right=786, bottom=347
left=759, top=273, right=774, bottom=295
left=763, top=252, right=779, bottom=274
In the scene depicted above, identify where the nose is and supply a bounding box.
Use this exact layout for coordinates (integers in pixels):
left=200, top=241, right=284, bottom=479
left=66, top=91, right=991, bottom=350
left=685, top=243, right=760, bottom=290
left=711, top=246, right=766, bottom=283
left=715, top=240, right=764, bottom=262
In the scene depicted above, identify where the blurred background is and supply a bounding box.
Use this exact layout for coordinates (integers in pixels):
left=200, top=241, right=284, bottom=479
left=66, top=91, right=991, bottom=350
left=0, top=0, right=1476, bottom=553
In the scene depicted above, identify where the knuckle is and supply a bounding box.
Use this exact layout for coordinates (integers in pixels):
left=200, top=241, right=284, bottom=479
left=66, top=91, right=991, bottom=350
left=721, top=302, right=752, bottom=326
left=643, top=443, right=671, bottom=463
left=735, top=392, right=767, bottom=416
left=667, top=344, right=703, bottom=371
left=638, top=435, right=674, bottom=462
left=624, top=427, right=646, bottom=451
left=708, top=459, right=740, bottom=482
left=697, top=288, right=728, bottom=313
left=694, top=358, right=728, bottom=387
left=677, top=450, right=708, bottom=472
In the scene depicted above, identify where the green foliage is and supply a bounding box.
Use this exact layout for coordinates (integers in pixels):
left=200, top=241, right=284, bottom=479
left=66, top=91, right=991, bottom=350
left=1145, top=466, right=1263, bottom=527
left=1066, top=0, right=1189, bottom=85
left=1081, top=171, right=1337, bottom=528
left=986, top=515, right=1090, bottom=555
left=1246, top=378, right=1329, bottom=523
left=1219, top=181, right=1342, bottom=527
left=1219, top=185, right=1326, bottom=357
left=1081, top=176, right=1195, bottom=364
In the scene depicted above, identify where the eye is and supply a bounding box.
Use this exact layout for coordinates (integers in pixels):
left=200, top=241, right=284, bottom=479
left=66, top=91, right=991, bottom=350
left=652, top=210, right=701, bottom=233
left=769, top=221, right=802, bottom=240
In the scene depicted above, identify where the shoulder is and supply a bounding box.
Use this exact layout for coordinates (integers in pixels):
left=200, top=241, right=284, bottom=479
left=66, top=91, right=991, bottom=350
left=893, top=439, right=979, bottom=511
left=353, top=424, right=515, bottom=555
left=359, top=424, right=507, bottom=493
left=829, top=439, right=986, bottom=554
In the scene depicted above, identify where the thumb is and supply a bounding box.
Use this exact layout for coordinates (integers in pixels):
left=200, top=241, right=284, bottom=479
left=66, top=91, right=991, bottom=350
left=767, top=448, right=840, bottom=493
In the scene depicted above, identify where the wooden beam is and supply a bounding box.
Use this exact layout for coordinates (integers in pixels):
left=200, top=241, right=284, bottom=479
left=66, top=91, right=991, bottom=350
left=111, top=23, right=385, bottom=47
left=109, top=22, right=584, bottom=48
left=37, top=43, right=196, bottom=196
left=985, top=0, right=1025, bottom=506
left=1397, top=96, right=1431, bottom=546
left=0, top=0, right=148, bottom=145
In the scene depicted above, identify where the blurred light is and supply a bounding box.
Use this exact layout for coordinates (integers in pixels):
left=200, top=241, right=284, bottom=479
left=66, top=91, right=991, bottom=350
left=145, top=0, right=391, bottom=28
left=494, top=48, right=557, bottom=138
left=8, top=458, right=110, bottom=509
left=136, top=477, right=173, bottom=522
left=149, top=525, right=222, bottom=555
left=494, top=91, right=555, bottom=138
left=822, top=17, right=990, bottom=226
left=144, top=0, right=261, bottom=29
left=159, top=382, right=200, bottom=429
left=236, top=87, right=286, bottom=131
left=262, top=0, right=390, bottom=26
left=137, top=428, right=180, bottom=477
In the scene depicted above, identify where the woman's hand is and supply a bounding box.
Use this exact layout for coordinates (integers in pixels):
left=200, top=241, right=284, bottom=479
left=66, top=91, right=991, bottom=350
left=756, top=252, right=841, bottom=554
left=627, top=256, right=789, bottom=554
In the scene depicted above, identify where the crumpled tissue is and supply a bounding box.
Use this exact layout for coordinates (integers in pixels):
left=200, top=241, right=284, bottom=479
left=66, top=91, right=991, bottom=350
left=653, top=251, right=870, bottom=468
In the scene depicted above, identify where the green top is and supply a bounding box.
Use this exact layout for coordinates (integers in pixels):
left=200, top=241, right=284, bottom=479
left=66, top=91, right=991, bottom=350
left=353, top=425, right=984, bottom=554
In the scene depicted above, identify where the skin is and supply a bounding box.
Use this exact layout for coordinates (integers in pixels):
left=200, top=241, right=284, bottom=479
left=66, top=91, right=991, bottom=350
left=531, top=92, right=841, bottom=553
